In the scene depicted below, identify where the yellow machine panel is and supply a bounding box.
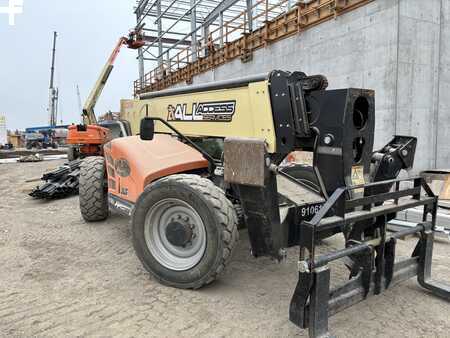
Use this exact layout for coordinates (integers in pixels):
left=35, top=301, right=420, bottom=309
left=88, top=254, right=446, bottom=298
left=120, top=80, right=277, bottom=152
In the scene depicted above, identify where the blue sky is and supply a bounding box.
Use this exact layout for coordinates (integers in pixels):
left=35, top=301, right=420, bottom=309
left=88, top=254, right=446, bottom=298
left=0, top=0, right=141, bottom=130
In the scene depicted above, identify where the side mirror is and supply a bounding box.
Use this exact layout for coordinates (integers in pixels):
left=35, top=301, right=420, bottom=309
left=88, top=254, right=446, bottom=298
left=140, top=117, right=154, bottom=141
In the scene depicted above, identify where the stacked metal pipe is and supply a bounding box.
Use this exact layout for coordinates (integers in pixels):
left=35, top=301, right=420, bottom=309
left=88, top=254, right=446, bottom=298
left=30, top=159, right=81, bottom=199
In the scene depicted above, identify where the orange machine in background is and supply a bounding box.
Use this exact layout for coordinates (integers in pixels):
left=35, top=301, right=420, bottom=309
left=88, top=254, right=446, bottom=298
left=67, top=124, right=110, bottom=158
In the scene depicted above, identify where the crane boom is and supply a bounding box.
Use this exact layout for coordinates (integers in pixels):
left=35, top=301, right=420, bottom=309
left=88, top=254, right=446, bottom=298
left=76, top=84, right=83, bottom=114
left=48, top=31, right=58, bottom=127
left=82, top=37, right=129, bottom=125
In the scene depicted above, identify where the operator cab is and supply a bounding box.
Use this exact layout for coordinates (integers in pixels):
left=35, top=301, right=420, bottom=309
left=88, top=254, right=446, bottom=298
left=99, top=119, right=132, bottom=139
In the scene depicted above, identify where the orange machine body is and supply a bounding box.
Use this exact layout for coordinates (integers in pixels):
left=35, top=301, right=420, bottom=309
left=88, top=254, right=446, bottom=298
left=67, top=124, right=111, bottom=156
left=105, top=134, right=208, bottom=204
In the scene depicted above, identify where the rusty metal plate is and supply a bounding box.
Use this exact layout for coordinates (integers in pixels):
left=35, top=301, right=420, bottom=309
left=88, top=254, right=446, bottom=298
left=224, top=137, right=266, bottom=187
left=351, top=165, right=365, bottom=195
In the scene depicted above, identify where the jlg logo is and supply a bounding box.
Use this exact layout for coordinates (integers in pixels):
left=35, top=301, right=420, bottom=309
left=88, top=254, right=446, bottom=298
left=167, top=101, right=236, bottom=122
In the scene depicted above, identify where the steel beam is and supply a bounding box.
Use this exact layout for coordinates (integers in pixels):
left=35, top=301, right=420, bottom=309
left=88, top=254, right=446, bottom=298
left=154, top=0, right=178, bottom=23
left=136, top=12, right=145, bottom=80
left=143, top=35, right=193, bottom=46
left=246, top=0, right=253, bottom=32
left=140, top=0, right=203, bottom=55
left=203, top=0, right=241, bottom=27
left=219, top=12, right=224, bottom=47
left=135, top=0, right=151, bottom=15
left=157, top=0, right=163, bottom=67
left=190, top=0, right=198, bottom=61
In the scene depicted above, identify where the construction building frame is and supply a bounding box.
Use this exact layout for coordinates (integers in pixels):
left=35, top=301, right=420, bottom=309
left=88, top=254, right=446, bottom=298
left=133, top=0, right=373, bottom=95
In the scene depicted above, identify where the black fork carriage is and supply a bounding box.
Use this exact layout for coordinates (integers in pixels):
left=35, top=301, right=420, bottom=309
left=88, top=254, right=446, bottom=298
left=289, top=176, right=450, bottom=338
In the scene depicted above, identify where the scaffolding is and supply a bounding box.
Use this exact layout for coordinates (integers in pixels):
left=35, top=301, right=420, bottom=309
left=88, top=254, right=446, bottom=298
left=134, top=0, right=373, bottom=95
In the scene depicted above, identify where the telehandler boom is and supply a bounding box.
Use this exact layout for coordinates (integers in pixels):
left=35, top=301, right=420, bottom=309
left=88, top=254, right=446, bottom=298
left=66, top=32, right=143, bottom=159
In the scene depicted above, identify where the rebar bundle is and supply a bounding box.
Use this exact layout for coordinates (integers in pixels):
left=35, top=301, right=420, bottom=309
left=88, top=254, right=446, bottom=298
left=30, top=159, right=81, bottom=199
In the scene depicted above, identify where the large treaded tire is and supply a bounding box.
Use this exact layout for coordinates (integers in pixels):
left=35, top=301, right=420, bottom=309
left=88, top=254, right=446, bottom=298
left=132, top=174, right=239, bottom=289
left=79, top=156, right=108, bottom=222
left=67, top=145, right=78, bottom=161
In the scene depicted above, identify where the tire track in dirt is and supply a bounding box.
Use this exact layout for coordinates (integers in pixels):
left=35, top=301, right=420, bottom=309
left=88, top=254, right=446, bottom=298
left=1, top=161, right=449, bottom=337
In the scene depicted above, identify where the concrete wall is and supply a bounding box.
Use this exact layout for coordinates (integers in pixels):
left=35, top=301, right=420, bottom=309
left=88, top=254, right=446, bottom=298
left=177, top=0, right=449, bottom=171
left=437, top=0, right=450, bottom=168
left=395, top=0, right=443, bottom=170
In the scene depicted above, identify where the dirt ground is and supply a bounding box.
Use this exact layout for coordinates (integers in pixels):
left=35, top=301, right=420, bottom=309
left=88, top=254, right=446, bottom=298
left=0, top=160, right=449, bottom=338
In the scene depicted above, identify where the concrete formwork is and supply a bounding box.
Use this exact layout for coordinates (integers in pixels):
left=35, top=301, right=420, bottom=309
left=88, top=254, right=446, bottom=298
left=180, top=0, right=449, bottom=171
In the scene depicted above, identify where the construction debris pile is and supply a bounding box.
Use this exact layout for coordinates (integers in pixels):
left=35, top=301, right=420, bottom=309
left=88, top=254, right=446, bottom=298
left=19, top=153, right=44, bottom=162
left=30, top=159, right=81, bottom=199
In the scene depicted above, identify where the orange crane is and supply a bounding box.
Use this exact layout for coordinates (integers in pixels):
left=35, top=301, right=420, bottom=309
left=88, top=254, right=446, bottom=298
left=67, top=31, right=144, bottom=160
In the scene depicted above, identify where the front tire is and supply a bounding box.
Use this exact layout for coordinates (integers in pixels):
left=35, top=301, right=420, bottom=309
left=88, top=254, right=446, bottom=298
left=79, top=156, right=108, bottom=222
left=132, top=174, right=238, bottom=289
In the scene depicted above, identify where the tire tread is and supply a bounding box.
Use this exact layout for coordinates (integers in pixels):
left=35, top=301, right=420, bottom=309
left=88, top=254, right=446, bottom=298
left=79, top=156, right=108, bottom=222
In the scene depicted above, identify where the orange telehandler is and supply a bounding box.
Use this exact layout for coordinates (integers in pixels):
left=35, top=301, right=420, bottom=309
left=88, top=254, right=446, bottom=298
left=66, top=31, right=144, bottom=160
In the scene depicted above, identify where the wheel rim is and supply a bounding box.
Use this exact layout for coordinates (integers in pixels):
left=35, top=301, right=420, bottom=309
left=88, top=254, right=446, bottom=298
left=144, top=198, right=207, bottom=271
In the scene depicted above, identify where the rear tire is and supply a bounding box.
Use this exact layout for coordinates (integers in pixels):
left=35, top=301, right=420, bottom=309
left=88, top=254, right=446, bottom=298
left=67, top=146, right=79, bottom=161
left=132, top=174, right=239, bottom=289
left=79, top=156, right=108, bottom=222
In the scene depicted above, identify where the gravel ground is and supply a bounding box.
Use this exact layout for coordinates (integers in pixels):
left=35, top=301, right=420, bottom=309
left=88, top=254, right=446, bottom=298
left=0, top=160, right=449, bottom=338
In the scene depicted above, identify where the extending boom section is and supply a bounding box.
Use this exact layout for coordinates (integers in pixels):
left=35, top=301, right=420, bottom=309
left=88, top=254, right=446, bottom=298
left=83, top=34, right=144, bottom=125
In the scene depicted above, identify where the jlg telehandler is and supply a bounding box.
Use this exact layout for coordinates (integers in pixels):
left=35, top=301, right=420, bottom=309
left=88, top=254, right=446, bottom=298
left=78, top=70, right=450, bottom=337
